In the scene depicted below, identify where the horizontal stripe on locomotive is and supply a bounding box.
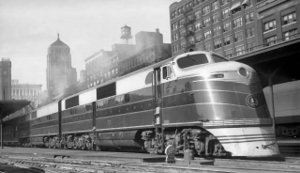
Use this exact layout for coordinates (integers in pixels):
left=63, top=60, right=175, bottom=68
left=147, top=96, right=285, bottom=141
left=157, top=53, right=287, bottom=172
left=30, top=133, right=58, bottom=137
left=163, top=77, right=262, bottom=97
left=218, top=134, right=276, bottom=141
left=61, top=112, right=92, bottom=124
left=95, top=99, right=154, bottom=118
left=162, top=103, right=270, bottom=123
left=162, top=90, right=266, bottom=108
left=95, top=87, right=153, bottom=110
left=31, top=126, right=59, bottom=136
left=219, top=138, right=276, bottom=144
left=162, top=122, right=272, bottom=129
left=31, top=119, right=59, bottom=129
left=60, top=125, right=155, bottom=134
left=96, top=109, right=153, bottom=130
left=31, top=112, right=58, bottom=124
left=203, top=118, right=273, bottom=127
left=31, top=124, right=58, bottom=131
left=61, top=129, right=94, bottom=135
left=96, top=108, right=153, bottom=120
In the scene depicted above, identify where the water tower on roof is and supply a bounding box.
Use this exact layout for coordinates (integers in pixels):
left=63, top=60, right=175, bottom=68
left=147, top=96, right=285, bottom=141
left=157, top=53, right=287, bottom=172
left=120, top=25, right=132, bottom=44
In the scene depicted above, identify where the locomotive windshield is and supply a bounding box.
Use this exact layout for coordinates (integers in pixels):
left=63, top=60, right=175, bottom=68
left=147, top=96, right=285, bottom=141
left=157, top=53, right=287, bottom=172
left=212, top=54, right=228, bottom=62
left=177, top=54, right=208, bottom=69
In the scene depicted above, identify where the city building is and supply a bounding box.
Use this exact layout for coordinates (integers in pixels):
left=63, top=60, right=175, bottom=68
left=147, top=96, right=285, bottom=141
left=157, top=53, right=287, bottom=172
left=85, top=27, right=171, bottom=88
left=169, top=0, right=299, bottom=58
left=0, top=58, right=11, bottom=100
left=11, top=80, right=42, bottom=108
left=46, top=34, right=77, bottom=99
left=256, top=0, right=299, bottom=47
left=85, top=50, right=115, bottom=87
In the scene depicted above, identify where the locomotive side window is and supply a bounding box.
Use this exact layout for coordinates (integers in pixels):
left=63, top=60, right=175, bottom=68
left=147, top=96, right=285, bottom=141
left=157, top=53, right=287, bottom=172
left=163, top=66, right=168, bottom=79
left=212, top=54, right=228, bottom=62
left=65, top=95, right=79, bottom=109
left=162, top=66, right=174, bottom=80
left=177, top=54, right=209, bottom=69
left=97, top=82, right=116, bottom=100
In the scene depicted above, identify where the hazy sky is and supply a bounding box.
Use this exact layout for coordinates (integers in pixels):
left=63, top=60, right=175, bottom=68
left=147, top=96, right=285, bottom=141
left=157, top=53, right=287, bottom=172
left=0, top=0, right=176, bottom=89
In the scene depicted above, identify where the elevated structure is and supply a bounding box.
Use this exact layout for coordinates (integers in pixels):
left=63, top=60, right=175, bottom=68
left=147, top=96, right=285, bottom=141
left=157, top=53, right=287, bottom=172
left=0, top=100, right=30, bottom=149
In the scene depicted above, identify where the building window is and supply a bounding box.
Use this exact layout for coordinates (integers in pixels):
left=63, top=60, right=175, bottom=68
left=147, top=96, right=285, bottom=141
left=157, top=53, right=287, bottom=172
left=180, top=40, right=186, bottom=49
left=195, top=10, right=201, bottom=19
left=203, top=5, right=210, bottom=15
left=224, top=35, right=231, bottom=46
left=204, top=30, right=212, bottom=40
left=187, top=14, right=195, bottom=23
left=203, top=17, right=211, bottom=27
left=223, top=21, right=231, bottom=32
left=172, top=22, right=178, bottom=31
left=179, top=29, right=186, bottom=38
left=212, top=13, right=221, bottom=23
left=233, top=17, right=243, bottom=28
left=171, top=11, right=176, bottom=19
left=195, top=33, right=203, bottom=42
left=214, top=38, right=222, bottom=49
left=282, top=12, right=296, bottom=26
left=242, top=0, right=252, bottom=9
left=225, top=48, right=233, bottom=58
left=172, top=33, right=179, bottom=41
left=193, top=0, right=200, bottom=5
left=195, top=21, right=202, bottom=31
left=222, top=8, right=230, bottom=19
left=221, top=0, right=229, bottom=6
left=178, top=6, right=183, bottom=15
left=179, top=19, right=185, bottom=28
left=265, top=35, right=277, bottom=46
left=264, top=20, right=276, bottom=32
left=188, top=36, right=195, bottom=45
left=245, top=12, right=254, bottom=23
left=247, top=41, right=255, bottom=52
left=234, top=31, right=243, bottom=42
left=231, top=2, right=242, bottom=15
left=246, top=27, right=255, bottom=38
left=236, top=44, right=245, bottom=56
left=212, top=1, right=220, bottom=11
left=213, top=25, right=222, bottom=36
left=204, top=42, right=212, bottom=51
left=283, top=29, right=298, bottom=41
left=187, top=25, right=194, bottom=32
left=172, top=44, right=176, bottom=53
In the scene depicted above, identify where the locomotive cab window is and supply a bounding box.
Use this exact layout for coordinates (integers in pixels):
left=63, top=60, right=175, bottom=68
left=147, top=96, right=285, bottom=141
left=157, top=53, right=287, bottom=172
left=162, top=65, right=174, bottom=80
left=177, top=54, right=209, bottom=69
left=212, top=53, right=228, bottom=63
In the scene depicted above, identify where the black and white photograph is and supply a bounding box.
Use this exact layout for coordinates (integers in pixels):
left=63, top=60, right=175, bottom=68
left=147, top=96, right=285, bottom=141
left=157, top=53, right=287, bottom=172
left=0, top=0, right=299, bottom=172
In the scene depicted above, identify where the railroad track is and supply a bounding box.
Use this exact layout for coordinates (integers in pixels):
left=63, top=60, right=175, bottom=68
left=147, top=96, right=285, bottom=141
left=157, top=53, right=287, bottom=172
left=1, top=154, right=300, bottom=173
left=1, top=147, right=300, bottom=173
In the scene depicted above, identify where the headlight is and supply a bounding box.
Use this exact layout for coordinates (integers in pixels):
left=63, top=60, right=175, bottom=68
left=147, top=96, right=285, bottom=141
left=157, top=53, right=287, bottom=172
left=238, top=67, right=249, bottom=77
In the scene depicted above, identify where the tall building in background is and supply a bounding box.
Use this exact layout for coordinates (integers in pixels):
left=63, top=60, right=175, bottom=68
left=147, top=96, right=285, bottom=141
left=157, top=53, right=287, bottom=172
left=85, top=27, right=171, bottom=88
left=46, top=34, right=77, bottom=99
left=0, top=58, right=11, bottom=100
left=169, top=0, right=299, bottom=58
left=11, top=79, right=42, bottom=108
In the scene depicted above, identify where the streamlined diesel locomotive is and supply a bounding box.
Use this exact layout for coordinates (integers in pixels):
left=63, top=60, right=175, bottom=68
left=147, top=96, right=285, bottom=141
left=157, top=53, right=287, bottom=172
left=2, top=51, right=280, bottom=157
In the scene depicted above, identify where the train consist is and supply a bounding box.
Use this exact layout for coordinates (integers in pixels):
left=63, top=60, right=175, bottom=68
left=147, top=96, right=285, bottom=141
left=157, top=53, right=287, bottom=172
left=263, top=80, right=300, bottom=140
left=1, top=51, right=279, bottom=157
